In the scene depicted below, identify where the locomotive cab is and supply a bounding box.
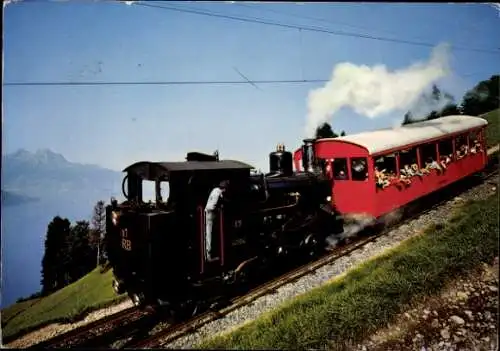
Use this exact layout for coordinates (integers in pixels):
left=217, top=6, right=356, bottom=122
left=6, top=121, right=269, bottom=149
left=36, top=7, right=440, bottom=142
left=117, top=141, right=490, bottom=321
left=105, top=155, right=255, bottom=308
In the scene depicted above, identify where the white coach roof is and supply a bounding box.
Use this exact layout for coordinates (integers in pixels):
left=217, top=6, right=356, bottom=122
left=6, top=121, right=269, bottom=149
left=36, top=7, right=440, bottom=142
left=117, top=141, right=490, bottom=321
left=320, top=115, right=488, bottom=155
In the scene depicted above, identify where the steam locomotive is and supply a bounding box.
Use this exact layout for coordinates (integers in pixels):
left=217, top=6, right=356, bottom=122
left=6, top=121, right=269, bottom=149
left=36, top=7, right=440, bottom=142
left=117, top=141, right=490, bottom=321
left=105, top=139, right=345, bottom=315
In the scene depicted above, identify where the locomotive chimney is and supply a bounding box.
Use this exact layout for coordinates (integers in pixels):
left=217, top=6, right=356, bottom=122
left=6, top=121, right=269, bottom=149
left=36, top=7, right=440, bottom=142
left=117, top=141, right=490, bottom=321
left=269, top=143, right=293, bottom=176
left=302, top=138, right=317, bottom=173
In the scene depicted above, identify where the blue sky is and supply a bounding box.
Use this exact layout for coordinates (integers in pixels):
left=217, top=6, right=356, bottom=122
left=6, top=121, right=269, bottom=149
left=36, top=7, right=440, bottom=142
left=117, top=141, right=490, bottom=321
left=3, top=1, right=500, bottom=172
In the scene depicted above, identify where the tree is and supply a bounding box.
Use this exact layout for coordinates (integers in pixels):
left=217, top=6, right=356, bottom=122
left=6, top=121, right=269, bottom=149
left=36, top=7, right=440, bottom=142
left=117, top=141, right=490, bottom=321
left=402, top=112, right=413, bottom=125
left=402, top=84, right=457, bottom=125
left=315, top=123, right=337, bottom=139
left=90, top=200, right=106, bottom=266
left=439, top=103, right=460, bottom=117
left=41, top=216, right=72, bottom=293
left=68, top=220, right=94, bottom=281
left=315, top=122, right=346, bottom=139
left=461, top=75, right=499, bottom=116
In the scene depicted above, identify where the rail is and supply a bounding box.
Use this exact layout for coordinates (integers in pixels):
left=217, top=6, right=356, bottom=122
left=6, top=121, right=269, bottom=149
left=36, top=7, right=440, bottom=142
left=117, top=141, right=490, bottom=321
left=28, top=307, right=148, bottom=349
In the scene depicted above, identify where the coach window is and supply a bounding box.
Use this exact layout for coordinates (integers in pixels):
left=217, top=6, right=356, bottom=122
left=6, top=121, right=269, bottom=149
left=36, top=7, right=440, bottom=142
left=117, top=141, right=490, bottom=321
left=455, top=134, right=469, bottom=159
left=438, top=138, right=454, bottom=166
left=333, top=158, right=349, bottom=180
left=469, top=130, right=482, bottom=154
left=399, top=148, right=419, bottom=177
left=420, top=143, right=440, bottom=172
left=374, top=154, right=397, bottom=188
left=350, top=157, right=368, bottom=181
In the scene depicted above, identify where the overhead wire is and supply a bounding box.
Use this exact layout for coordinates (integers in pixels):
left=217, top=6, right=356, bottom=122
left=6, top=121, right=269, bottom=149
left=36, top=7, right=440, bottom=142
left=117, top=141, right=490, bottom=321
left=231, top=3, right=427, bottom=40
left=3, top=79, right=330, bottom=87
left=133, top=2, right=500, bottom=55
left=232, top=3, right=497, bottom=41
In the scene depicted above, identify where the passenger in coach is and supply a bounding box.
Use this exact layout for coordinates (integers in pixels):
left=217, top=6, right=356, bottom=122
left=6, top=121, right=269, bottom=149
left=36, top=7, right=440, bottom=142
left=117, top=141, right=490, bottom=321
left=377, top=163, right=401, bottom=188
left=337, top=170, right=347, bottom=180
left=456, top=143, right=469, bottom=159
left=352, top=159, right=366, bottom=172
left=352, top=159, right=368, bottom=180
left=425, top=157, right=443, bottom=173
left=401, top=164, right=415, bottom=177
left=419, top=164, right=431, bottom=175
left=471, top=140, right=481, bottom=154
left=439, top=154, right=452, bottom=169
left=375, top=167, right=390, bottom=188
left=411, top=163, right=424, bottom=177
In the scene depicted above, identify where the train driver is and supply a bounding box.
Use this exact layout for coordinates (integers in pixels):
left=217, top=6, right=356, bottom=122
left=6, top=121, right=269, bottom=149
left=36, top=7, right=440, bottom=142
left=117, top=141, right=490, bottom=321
left=205, top=180, right=228, bottom=262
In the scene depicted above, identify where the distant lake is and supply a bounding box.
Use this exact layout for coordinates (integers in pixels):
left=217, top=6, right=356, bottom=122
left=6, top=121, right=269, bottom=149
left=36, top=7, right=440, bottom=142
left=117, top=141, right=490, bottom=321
left=1, top=198, right=97, bottom=308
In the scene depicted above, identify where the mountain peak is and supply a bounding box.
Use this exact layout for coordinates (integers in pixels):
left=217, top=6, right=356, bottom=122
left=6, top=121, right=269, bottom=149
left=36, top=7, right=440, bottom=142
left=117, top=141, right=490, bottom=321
left=34, top=148, right=67, bottom=163
left=5, top=148, right=68, bottom=166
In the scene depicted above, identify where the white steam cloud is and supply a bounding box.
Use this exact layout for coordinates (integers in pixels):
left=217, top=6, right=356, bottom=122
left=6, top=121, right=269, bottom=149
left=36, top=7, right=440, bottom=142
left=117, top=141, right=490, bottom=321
left=305, top=43, right=452, bottom=137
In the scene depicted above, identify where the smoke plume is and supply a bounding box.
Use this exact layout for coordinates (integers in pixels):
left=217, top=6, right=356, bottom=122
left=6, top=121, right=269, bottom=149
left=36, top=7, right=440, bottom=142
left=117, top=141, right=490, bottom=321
left=305, top=43, right=452, bottom=137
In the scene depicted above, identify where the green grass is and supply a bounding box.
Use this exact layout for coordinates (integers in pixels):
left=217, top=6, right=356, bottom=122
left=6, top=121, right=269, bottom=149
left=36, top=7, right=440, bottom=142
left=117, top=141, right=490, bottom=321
left=1, top=268, right=126, bottom=342
left=199, top=192, right=499, bottom=350
left=481, top=108, right=500, bottom=147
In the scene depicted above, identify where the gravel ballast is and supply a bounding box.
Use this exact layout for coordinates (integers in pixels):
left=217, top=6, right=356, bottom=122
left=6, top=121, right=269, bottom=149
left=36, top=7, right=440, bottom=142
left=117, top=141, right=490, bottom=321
left=4, top=300, right=134, bottom=348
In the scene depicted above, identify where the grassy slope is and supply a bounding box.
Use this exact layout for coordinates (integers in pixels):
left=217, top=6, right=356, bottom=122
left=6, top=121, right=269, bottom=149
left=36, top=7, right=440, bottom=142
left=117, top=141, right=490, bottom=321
left=481, top=108, right=499, bottom=147
left=199, top=191, right=499, bottom=350
left=1, top=268, right=126, bottom=342
left=1, top=109, right=498, bottom=343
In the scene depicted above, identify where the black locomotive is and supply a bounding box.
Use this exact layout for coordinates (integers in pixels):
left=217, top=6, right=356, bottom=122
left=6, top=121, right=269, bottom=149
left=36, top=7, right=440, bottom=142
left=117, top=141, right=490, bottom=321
left=105, top=139, right=344, bottom=315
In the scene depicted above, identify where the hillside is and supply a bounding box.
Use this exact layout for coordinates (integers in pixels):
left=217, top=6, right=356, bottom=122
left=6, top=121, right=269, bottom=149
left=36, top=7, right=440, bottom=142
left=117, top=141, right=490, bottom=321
left=481, top=108, right=500, bottom=146
left=1, top=268, right=127, bottom=343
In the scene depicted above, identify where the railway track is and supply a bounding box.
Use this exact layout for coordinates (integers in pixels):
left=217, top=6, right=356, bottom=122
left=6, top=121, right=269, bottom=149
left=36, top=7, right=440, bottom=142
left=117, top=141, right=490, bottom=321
left=32, top=146, right=499, bottom=349
left=130, top=172, right=500, bottom=348
left=27, top=307, right=150, bottom=349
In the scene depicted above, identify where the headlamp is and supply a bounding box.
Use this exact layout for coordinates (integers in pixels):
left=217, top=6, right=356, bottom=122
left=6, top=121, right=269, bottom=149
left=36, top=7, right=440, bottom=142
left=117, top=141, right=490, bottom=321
left=111, top=211, right=119, bottom=226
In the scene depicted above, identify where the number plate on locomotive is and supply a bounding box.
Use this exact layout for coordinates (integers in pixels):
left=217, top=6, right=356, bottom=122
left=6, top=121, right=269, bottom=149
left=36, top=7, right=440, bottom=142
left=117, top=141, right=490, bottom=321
left=120, top=228, right=132, bottom=251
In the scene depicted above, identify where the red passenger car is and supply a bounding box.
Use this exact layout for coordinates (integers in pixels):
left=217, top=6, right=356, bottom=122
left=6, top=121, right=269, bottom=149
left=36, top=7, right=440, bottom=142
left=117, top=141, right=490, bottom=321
left=294, top=115, right=488, bottom=219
